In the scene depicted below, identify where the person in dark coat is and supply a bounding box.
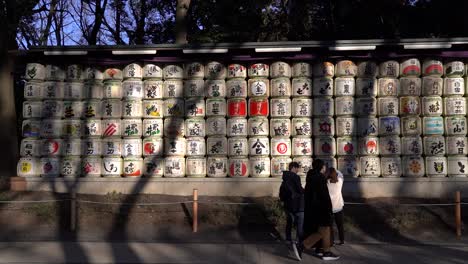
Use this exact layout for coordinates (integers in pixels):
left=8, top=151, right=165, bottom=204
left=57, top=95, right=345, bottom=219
left=280, top=162, right=304, bottom=243
left=292, top=159, right=340, bottom=261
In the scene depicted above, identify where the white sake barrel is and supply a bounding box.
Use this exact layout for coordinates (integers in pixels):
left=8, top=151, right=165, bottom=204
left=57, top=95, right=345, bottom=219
left=425, top=156, right=447, bottom=177
left=205, top=61, right=227, bottom=80
left=163, top=65, right=183, bottom=79
left=121, top=118, right=142, bottom=138
left=293, top=156, right=313, bottom=177
left=42, top=81, right=65, bottom=99
left=41, top=138, right=63, bottom=157
left=183, top=79, right=204, bottom=97
left=444, top=97, right=466, bottom=116
left=400, top=58, right=421, bottom=77
left=422, top=76, right=443, bottom=96
left=335, top=96, right=354, bottom=116
left=314, top=137, right=336, bottom=156
left=424, top=135, right=446, bottom=156
left=103, top=80, right=122, bottom=99
left=227, top=98, right=247, bottom=117
left=143, top=157, right=164, bottom=177
left=205, top=80, right=226, bottom=97
left=164, top=79, right=184, bottom=98
left=357, top=116, right=379, bottom=136
left=248, top=63, right=269, bottom=78
left=379, top=116, right=401, bottom=136
left=249, top=136, right=270, bottom=156
left=228, top=157, right=250, bottom=177
left=379, top=61, right=400, bottom=78
left=379, top=136, right=401, bottom=156
left=63, top=82, right=85, bottom=100
left=270, top=118, right=291, bottom=137
left=102, top=157, right=123, bottom=177
left=122, top=138, right=143, bottom=157
left=164, top=156, right=185, bottom=177
left=39, top=119, right=62, bottom=138
left=291, top=78, right=312, bottom=97
left=40, top=157, right=60, bottom=177
left=101, top=138, right=122, bottom=157
left=81, top=138, right=102, bottom=156
left=102, top=119, right=121, bottom=138
left=84, top=67, right=103, bottom=81
left=313, top=77, right=333, bottom=97
left=60, top=156, right=81, bottom=177
left=250, top=156, right=270, bottom=178
left=62, top=138, right=82, bottom=156
left=360, top=156, right=381, bottom=177
left=445, top=116, right=467, bottom=136
left=378, top=78, right=399, bottom=97
left=336, top=60, right=357, bottom=77
left=271, top=137, right=291, bottom=156
left=400, top=77, right=421, bottom=96
left=402, top=156, right=425, bottom=177
left=422, top=59, right=443, bottom=77
left=142, top=100, right=164, bottom=119
left=381, top=156, right=402, bottom=177
left=292, top=98, right=312, bottom=117
left=206, top=98, right=227, bottom=117
left=401, top=116, right=422, bottom=136
left=422, top=116, right=444, bottom=135
left=186, top=157, right=206, bottom=178
left=121, top=100, right=143, bottom=118
left=226, top=79, right=248, bottom=98
left=207, top=156, right=228, bottom=178
left=292, top=62, right=312, bottom=78
left=248, top=97, right=269, bottom=117
left=337, top=157, right=359, bottom=178
left=313, top=97, right=334, bottom=116
left=185, top=118, right=205, bottom=137
left=82, top=157, right=102, bottom=177
left=82, top=119, right=101, bottom=137
left=356, top=98, right=377, bottom=116
left=62, top=119, right=83, bottom=138
left=44, top=63, right=64, bottom=81
left=291, top=118, right=312, bottom=137
left=444, top=61, right=465, bottom=77
left=355, top=78, right=378, bottom=97
left=421, top=96, right=443, bottom=116
left=184, top=62, right=204, bottom=79
left=101, top=99, right=121, bottom=119
left=321, top=156, right=337, bottom=169
left=42, top=100, right=64, bottom=118
left=227, top=117, right=248, bottom=137
left=164, top=118, right=185, bottom=137
left=143, top=80, right=163, bottom=99
left=123, top=157, right=143, bottom=177
left=103, top=68, right=123, bottom=81
left=122, top=80, right=144, bottom=99
left=336, top=117, right=356, bottom=136
left=123, top=63, right=143, bottom=79
left=17, top=157, right=39, bottom=177
left=23, top=101, right=42, bottom=119
left=270, top=62, right=291, bottom=78
left=446, top=136, right=468, bottom=155
left=228, top=137, right=249, bottom=156
left=248, top=117, right=269, bottom=136
left=271, top=78, right=291, bottom=97
left=357, top=61, right=378, bottom=78
left=271, top=157, right=292, bottom=178
left=185, top=98, right=205, bottom=117
left=142, top=137, right=164, bottom=156
left=164, top=137, right=186, bottom=156
left=62, top=100, right=83, bottom=119
left=206, top=116, right=227, bottom=136
left=143, top=64, right=163, bottom=79
left=336, top=137, right=357, bottom=156
left=270, top=98, right=291, bottom=117
left=447, top=156, right=468, bottom=177
left=227, top=64, right=247, bottom=79
left=291, top=136, right=313, bottom=156
left=185, top=137, right=206, bottom=156
left=312, top=116, right=334, bottom=136
left=313, top=62, right=334, bottom=77
left=164, top=98, right=184, bottom=117
left=20, top=138, right=41, bottom=157
left=82, top=100, right=102, bottom=118
left=399, top=96, right=420, bottom=116
left=24, top=81, right=43, bottom=100
left=206, top=136, right=228, bottom=156
left=401, top=136, right=423, bottom=156
left=25, top=63, right=45, bottom=80
left=248, top=78, right=269, bottom=97
left=358, top=136, right=379, bottom=155
left=444, top=77, right=464, bottom=96
left=334, top=77, right=355, bottom=96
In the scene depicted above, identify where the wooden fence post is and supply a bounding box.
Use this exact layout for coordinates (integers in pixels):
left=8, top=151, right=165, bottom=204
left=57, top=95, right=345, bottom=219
left=193, top=189, right=198, bottom=233
left=71, top=191, right=77, bottom=232
left=455, top=191, right=461, bottom=238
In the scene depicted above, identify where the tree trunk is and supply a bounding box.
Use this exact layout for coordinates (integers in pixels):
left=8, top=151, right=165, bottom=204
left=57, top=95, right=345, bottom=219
left=175, top=0, right=190, bottom=44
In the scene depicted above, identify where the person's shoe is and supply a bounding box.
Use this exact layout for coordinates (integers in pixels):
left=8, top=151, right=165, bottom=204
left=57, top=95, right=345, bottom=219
left=292, top=242, right=303, bottom=261
left=313, top=248, right=324, bottom=257
left=322, top=251, right=340, bottom=261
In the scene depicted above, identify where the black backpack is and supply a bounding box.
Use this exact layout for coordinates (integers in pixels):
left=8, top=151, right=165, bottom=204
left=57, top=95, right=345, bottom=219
left=279, top=180, right=292, bottom=202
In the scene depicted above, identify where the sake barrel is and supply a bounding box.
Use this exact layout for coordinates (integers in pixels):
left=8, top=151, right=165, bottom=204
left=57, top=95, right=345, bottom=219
left=400, top=77, right=422, bottom=96
left=446, top=136, right=468, bottom=155
left=336, top=137, right=357, bottom=156
left=248, top=117, right=269, bottom=136
left=444, top=61, right=465, bottom=77
left=400, top=58, right=421, bottom=77
left=62, top=119, right=83, bottom=138
left=20, top=138, right=41, bottom=157
left=270, top=97, right=291, bottom=117
left=270, top=118, right=291, bottom=137
left=228, top=137, right=249, bottom=156
left=164, top=157, right=185, bottom=178
left=121, top=118, right=143, bottom=138
left=102, top=157, right=123, bottom=177
left=62, top=101, right=83, bottom=119
left=163, top=79, right=184, bottom=98
left=205, top=80, right=226, bottom=97
left=142, top=100, right=163, bottom=119
left=335, top=96, right=354, bottom=116
left=82, top=157, right=102, bottom=177
left=312, top=116, right=334, bottom=136
left=123, top=157, right=143, bottom=177
left=314, top=137, right=336, bottom=156
left=40, top=157, right=60, bottom=177
left=401, top=136, right=423, bottom=156
left=143, top=80, right=163, bottom=99
left=380, top=136, right=401, bottom=156
left=62, top=138, right=82, bottom=156
left=357, top=116, right=379, bottom=136
left=103, top=68, right=123, bottom=81
left=248, top=136, right=270, bottom=156
left=422, top=59, right=443, bottom=77
left=184, top=62, right=204, bottom=79
left=421, top=96, right=443, bottom=116
left=445, top=116, right=467, bottom=136
left=313, top=97, right=334, bottom=116
left=313, top=77, right=334, bottom=97
left=271, top=78, right=291, bottom=97
left=42, top=81, right=65, bottom=99
left=142, top=137, right=164, bottom=156
left=60, top=156, right=81, bottom=177
left=292, top=98, right=312, bottom=117
left=207, top=156, right=228, bottom=178
left=336, top=60, right=357, bottom=77
left=44, top=65, right=63, bottom=81
left=226, top=79, right=248, bottom=98
left=358, top=136, right=379, bottom=155
left=164, top=137, right=186, bottom=156
left=447, top=156, right=468, bottom=177
left=291, top=118, right=312, bottom=137
left=84, top=67, right=104, bottom=81
left=401, top=116, right=422, bottom=136
left=205, top=61, right=227, bottom=80
left=444, top=97, right=466, bottom=116
left=143, top=156, right=164, bottom=177
left=399, top=96, right=420, bottom=116
left=292, top=62, right=312, bottom=78
left=25, top=63, right=45, bottom=80
left=334, top=77, right=355, bottom=96
left=271, top=157, right=292, bottom=178
left=143, top=64, right=163, bottom=79
left=17, top=157, right=40, bottom=177
left=163, top=65, right=183, bottom=79
left=83, top=119, right=101, bottom=137
left=270, top=62, right=291, bottom=78
left=250, top=156, right=270, bottom=178
left=122, top=138, right=143, bottom=157
left=293, top=156, right=313, bottom=177
left=81, top=138, right=102, bottom=156
left=248, top=78, right=269, bottom=97
left=123, top=63, right=143, bottom=79
left=228, top=157, right=249, bottom=177
left=355, top=78, right=378, bottom=97
left=22, top=101, right=42, bottom=119
left=164, top=98, right=185, bottom=117
left=227, top=117, right=248, bottom=137
left=39, top=119, right=62, bottom=138
left=422, top=77, right=443, bottom=96
left=103, top=80, right=123, bottom=99
left=101, top=138, right=122, bottom=156
left=164, top=117, right=185, bottom=137
left=378, top=78, right=399, bottom=97
left=423, top=116, right=444, bottom=135
left=122, top=80, right=144, bottom=99
left=185, top=118, right=205, bottom=137
left=185, top=137, right=206, bottom=156
left=206, top=136, right=228, bottom=156
left=83, top=100, right=102, bottom=118
left=425, top=156, right=447, bottom=177
left=227, top=64, right=247, bottom=79
left=321, top=156, right=337, bottom=169
left=42, top=100, right=64, bottom=118
left=101, top=99, right=122, bottom=118
left=185, top=98, right=205, bottom=117
left=381, top=156, right=402, bottom=177
left=271, top=137, right=291, bottom=156
left=379, top=61, right=399, bottom=78
left=206, top=116, right=227, bottom=136
left=424, top=135, right=446, bottom=156
left=444, top=77, right=464, bottom=96
left=186, top=157, right=207, bottom=178
left=357, top=61, right=379, bottom=78
left=355, top=98, right=377, bottom=116
left=41, top=138, right=63, bottom=157
left=227, top=98, right=247, bottom=117
left=313, top=62, right=334, bottom=77
left=360, top=156, right=381, bottom=177
left=24, top=81, right=43, bottom=100
left=402, top=156, right=425, bottom=177
left=102, top=119, right=121, bottom=138
left=337, top=157, right=359, bottom=178
left=248, top=63, right=269, bottom=78
left=63, top=82, right=85, bottom=100
left=291, top=78, right=312, bottom=97
left=291, top=136, right=313, bottom=156
left=336, top=117, right=356, bottom=136
left=183, top=79, right=204, bottom=97
left=379, top=116, right=401, bottom=136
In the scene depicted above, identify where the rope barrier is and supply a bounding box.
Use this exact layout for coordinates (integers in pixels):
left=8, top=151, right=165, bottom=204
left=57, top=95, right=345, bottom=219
left=77, top=200, right=193, bottom=206
left=0, top=199, right=69, bottom=203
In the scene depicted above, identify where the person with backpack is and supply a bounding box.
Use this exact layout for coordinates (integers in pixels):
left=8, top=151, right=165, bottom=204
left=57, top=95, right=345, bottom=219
left=279, top=162, right=304, bottom=244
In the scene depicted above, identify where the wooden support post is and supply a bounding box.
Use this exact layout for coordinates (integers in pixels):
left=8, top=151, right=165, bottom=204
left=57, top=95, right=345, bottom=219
left=193, top=188, right=198, bottom=233
left=455, top=191, right=461, bottom=238
left=71, top=191, right=77, bottom=232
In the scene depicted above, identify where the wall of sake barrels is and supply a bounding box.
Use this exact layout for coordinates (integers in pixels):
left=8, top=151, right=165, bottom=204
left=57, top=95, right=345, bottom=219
left=16, top=58, right=468, bottom=180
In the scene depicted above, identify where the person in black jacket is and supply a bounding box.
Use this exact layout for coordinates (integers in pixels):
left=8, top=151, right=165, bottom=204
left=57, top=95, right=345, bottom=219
left=292, top=159, right=340, bottom=261
left=280, top=162, right=304, bottom=243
